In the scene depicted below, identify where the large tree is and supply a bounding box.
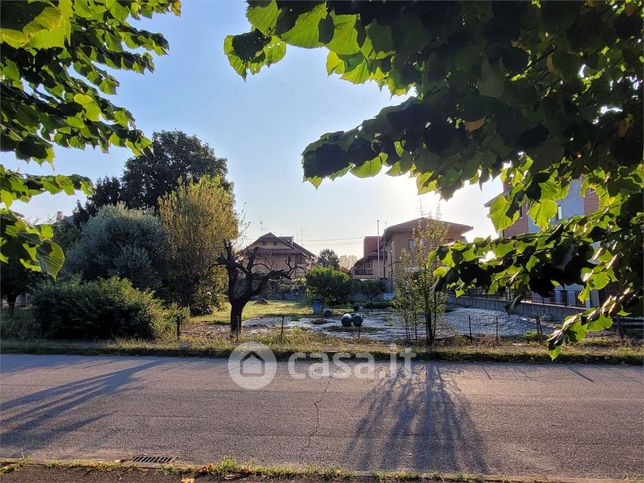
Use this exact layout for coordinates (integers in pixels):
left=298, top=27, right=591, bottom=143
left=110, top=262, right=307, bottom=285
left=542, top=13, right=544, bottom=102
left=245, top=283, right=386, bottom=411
left=64, top=204, right=169, bottom=291
left=316, top=248, right=340, bottom=269
left=122, top=130, right=231, bottom=210
left=225, top=1, right=642, bottom=356
left=217, top=241, right=293, bottom=334
left=339, top=254, right=358, bottom=271
left=158, top=176, right=238, bottom=314
left=72, top=176, right=123, bottom=226
left=305, top=266, right=351, bottom=308
left=0, top=0, right=180, bottom=277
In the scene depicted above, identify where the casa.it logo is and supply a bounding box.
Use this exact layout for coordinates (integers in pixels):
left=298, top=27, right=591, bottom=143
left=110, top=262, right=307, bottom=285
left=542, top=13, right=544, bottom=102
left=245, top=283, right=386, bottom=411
left=228, top=342, right=277, bottom=390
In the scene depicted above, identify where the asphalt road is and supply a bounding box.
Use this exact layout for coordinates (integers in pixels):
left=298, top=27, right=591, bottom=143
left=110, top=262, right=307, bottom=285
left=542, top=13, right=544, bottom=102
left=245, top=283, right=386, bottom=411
left=0, top=354, right=642, bottom=479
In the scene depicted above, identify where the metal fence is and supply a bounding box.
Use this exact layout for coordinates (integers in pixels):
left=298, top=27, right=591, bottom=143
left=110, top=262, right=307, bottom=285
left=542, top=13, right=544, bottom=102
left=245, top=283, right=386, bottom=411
left=458, top=289, right=585, bottom=308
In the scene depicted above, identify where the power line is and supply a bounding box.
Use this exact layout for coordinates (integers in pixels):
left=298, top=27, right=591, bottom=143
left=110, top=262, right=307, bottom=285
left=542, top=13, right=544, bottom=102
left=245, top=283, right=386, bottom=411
left=302, top=236, right=365, bottom=242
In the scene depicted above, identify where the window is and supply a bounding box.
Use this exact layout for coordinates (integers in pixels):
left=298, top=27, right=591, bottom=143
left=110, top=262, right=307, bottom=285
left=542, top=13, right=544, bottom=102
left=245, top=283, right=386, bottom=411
left=408, top=239, right=416, bottom=249
left=556, top=204, right=563, bottom=221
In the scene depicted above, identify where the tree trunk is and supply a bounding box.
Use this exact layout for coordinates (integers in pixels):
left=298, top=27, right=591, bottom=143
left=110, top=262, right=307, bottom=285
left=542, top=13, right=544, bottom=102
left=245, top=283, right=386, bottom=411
left=230, top=301, right=244, bottom=335
left=6, top=293, right=17, bottom=316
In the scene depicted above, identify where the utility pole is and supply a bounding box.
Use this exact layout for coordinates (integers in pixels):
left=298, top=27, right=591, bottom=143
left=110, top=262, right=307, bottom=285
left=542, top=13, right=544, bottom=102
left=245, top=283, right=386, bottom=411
left=376, top=219, right=380, bottom=279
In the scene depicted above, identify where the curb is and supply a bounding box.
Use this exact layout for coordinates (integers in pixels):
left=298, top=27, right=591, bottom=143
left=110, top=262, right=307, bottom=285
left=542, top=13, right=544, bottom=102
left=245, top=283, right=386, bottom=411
left=1, top=343, right=642, bottom=365
left=0, top=458, right=638, bottom=483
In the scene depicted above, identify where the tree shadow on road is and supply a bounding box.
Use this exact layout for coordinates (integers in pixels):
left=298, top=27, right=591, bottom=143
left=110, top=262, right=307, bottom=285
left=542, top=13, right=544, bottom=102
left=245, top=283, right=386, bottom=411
left=0, top=359, right=164, bottom=457
left=343, top=363, right=490, bottom=474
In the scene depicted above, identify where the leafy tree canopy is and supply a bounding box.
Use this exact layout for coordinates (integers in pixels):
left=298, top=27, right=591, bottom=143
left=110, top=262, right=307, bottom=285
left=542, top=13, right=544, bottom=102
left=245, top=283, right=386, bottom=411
left=1, top=0, right=180, bottom=277
left=122, top=130, right=231, bottom=210
left=305, top=266, right=351, bottom=306
left=338, top=254, right=358, bottom=271
left=64, top=204, right=169, bottom=291
left=316, top=248, right=340, bottom=269
left=226, top=0, right=643, bottom=356
left=159, top=175, right=238, bottom=313
left=73, top=176, right=123, bottom=226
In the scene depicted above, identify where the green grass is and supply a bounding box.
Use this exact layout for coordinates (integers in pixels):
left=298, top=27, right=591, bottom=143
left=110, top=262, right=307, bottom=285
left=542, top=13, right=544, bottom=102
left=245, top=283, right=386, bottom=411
left=2, top=327, right=642, bottom=365
left=2, top=456, right=582, bottom=482
left=187, top=300, right=354, bottom=325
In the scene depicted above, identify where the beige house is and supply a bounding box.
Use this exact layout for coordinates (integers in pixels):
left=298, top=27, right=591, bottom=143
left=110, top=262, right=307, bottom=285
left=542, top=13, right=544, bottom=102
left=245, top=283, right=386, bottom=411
left=245, top=232, right=314, bottom=278
left=351, top=217, right=472, bottom=291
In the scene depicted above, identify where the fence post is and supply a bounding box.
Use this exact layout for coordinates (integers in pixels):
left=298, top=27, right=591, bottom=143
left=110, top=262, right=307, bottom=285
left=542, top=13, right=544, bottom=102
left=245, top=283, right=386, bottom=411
left=536, top=315, right=543, bottom=341
left=468, top=315, right=472, bottom=342
left=280, top=315, right=285, bottom=342
left=495, top=316, right=499, bottom=343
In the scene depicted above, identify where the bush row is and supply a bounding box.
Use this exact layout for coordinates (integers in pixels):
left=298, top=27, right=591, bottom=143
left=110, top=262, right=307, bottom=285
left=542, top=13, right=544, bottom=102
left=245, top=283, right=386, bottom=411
left=28, top=277, right=187, bottom=340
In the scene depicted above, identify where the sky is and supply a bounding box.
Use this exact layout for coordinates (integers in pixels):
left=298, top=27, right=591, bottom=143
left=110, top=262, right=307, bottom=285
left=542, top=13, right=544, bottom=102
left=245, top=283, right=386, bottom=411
left=2, top=1, right=500, bottom=258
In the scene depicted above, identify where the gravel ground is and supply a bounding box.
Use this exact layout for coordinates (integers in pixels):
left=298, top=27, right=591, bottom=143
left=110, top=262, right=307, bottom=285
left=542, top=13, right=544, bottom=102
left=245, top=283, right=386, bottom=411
left=238, top=306, right=556, bottom=341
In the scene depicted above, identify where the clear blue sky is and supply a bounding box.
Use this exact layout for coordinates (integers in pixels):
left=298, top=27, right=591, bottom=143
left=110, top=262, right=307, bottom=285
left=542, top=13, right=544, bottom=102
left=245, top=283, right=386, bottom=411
left=2, top=1, right=499, bottom=258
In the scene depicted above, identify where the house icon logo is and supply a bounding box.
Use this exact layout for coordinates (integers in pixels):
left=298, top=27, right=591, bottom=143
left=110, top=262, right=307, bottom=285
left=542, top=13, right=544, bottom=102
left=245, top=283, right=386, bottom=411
left=240, top=351, right=265, bottom=376
left=228, top=342, right=276, bottom=389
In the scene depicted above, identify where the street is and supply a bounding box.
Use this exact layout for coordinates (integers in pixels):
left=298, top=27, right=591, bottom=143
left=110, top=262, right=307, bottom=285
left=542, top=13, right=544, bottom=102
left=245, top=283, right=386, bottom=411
left=0, top=354, right=642, bottom=479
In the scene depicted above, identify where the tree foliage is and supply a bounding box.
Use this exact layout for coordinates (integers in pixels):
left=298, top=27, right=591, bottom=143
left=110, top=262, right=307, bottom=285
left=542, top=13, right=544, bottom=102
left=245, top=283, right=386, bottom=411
left=339, top=254, right=358, bottom=271
left=64, top=204, right=169, bottom=291
left=305, top=266, right=351, bottom=307
left=73, top=176, right=123, bottom=226
left=226, top=0, right=643, bottom=356
left=394, top=218, right=448, bottom=345
left=0, top=0, right=180, bottom=276
left=158, top=176, right=238, bottom=313
left=122, top=130, right=231, bottom=210
left=0, top=238, right=44, bottom=314
left=316, top=248, right=340, bottom=269
left=354, top=278, right=386, bottom=311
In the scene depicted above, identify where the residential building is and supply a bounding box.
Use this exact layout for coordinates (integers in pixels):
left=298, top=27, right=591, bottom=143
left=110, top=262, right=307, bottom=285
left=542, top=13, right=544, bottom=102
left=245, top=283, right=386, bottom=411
left=381, top=217, right=472, bottom=292
left=350, top=236, right=383, bottom=281
left=245, top=232, right=315, bottom=277
left=350, top=217, right=473, bottom=292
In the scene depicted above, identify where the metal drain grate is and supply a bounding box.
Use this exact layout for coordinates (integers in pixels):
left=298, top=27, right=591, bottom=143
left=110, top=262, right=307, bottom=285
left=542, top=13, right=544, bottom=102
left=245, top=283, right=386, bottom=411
left=129, top=455, right=176, bottom=464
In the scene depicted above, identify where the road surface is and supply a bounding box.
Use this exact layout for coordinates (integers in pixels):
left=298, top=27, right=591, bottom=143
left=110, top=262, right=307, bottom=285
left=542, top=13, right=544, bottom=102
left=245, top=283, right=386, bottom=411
left=1, top=354, right=642, bottom=479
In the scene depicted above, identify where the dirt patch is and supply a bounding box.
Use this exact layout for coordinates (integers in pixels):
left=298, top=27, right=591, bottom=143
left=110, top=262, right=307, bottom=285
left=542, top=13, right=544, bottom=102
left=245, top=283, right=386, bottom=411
left=0, top=465, right=181, bottom=483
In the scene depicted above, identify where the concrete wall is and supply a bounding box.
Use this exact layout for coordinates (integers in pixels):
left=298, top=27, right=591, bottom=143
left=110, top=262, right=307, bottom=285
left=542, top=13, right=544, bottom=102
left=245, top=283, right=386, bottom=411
left=448, top=294, right=585, bottom=321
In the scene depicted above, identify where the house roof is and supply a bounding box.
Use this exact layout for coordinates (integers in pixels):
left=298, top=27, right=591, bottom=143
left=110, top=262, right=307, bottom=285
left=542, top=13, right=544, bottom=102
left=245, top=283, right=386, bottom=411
left=247, top=232, right=315, bottom=258
left=382, top=217, right=472, bottom=242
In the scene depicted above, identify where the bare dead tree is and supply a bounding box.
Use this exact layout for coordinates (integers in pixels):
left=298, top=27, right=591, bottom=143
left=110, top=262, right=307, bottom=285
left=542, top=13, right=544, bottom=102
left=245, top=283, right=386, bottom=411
left=217, top=240, right=294, bottom=335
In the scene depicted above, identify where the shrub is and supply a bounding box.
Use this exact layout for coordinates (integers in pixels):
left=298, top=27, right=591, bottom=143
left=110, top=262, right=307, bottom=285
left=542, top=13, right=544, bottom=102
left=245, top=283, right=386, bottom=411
left=31, top=277, right=181, bottom=340
left=0, top=308, right=40, bottom=340
left=64, top=204, right=168, bottom=291
left=305, top=267, right=351, bottom=307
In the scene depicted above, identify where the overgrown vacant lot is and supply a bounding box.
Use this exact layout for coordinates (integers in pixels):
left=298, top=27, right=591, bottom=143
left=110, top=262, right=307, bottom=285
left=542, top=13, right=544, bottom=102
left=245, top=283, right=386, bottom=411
left=2, top=301, right=642, bottom=364
left=187, top=300, right=341, bottom=325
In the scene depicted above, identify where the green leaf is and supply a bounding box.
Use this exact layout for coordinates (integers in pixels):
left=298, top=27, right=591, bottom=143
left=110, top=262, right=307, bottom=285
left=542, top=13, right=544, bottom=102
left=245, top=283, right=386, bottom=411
left=279, top=3, right=327, bottom=48
left=326, top=14, right=360, bottom=55
left=529, top=199, right=558, bottom=229
left=351, top=155, right=382, bottom=178
left=489, top=196, right=517, bottom=231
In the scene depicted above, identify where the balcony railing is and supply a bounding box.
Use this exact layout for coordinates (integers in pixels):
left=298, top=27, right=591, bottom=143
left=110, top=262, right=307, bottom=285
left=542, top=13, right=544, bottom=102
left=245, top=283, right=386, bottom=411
left=352, top=268, right=374, bottom=276
left=457, top=288, right=587, bottom=308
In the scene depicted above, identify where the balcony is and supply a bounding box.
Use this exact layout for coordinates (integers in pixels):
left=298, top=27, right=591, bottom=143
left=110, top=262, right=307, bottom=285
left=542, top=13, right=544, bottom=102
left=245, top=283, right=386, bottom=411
left=352, top=268, right=374, bottom=276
